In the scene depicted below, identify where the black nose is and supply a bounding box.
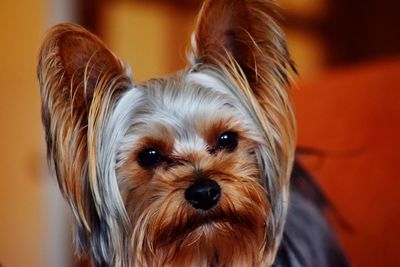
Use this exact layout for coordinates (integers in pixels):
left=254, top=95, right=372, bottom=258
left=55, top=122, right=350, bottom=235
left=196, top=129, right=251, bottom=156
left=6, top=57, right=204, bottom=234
left=185, top=179, right=221, bottom=210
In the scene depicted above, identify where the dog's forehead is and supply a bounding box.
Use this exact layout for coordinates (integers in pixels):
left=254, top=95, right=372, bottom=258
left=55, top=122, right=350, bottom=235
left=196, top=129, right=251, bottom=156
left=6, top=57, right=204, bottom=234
left=114, top=70, right=263, bottom=162
left=116, top=71, right=248, bottom=154
left=145, top=73, right=234, bottom=112
left=136, top=73, right=240, bottom=130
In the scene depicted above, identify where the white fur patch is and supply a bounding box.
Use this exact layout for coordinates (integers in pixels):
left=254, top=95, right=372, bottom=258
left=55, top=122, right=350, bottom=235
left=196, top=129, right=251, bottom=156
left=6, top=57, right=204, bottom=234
left=97, top=87, right=143, bottom=219
left=186, top=72, right=233, bottom=95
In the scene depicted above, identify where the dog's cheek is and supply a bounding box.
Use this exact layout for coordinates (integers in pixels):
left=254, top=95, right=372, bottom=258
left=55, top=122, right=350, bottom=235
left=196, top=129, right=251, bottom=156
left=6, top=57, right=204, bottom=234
left=116, top=161, right=152, bottom=216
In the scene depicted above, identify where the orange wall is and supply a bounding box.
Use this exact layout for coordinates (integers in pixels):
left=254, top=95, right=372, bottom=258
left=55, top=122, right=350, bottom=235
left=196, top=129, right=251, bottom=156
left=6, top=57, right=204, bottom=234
left=293, top=59, right=400, bottom=267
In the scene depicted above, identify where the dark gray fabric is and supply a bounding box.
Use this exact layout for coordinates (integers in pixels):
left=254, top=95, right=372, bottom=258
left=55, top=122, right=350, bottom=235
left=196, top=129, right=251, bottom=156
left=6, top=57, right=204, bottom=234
left=273, top=192, right=349, bottom=267
left=273, top=160, right=350, bottom=267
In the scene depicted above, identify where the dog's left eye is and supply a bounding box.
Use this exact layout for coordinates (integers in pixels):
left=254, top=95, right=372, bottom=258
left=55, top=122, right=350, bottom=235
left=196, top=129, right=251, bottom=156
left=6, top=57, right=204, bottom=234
left=216, top=131, right=238, bottom=152
left=137, top=148, right=163, bottom=169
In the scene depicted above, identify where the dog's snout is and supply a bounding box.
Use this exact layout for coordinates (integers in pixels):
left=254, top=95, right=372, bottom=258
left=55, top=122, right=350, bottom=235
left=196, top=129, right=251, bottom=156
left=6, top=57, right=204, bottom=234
left=185, top=179, right=221, bottom=210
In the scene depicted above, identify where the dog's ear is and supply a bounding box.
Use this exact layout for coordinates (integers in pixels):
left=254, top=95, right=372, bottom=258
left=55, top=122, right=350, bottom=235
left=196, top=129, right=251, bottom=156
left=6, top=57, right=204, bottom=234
left=191, top=0, right=295, bottom=86
left=191, top=0, right=296, bottom=262
left=38, top=23, right=133, bottom=266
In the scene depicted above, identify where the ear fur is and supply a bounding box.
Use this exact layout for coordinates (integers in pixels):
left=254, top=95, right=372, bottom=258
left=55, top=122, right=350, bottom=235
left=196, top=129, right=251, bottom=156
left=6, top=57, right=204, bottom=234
left=191, top=0, right=296, bottom=262
left=37, top=23, right=133, bottom=266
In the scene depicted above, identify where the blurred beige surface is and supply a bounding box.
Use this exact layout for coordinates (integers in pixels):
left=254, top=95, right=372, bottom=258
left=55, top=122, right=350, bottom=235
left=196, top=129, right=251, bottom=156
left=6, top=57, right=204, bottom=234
left=0, top=0, right=44, bottom=266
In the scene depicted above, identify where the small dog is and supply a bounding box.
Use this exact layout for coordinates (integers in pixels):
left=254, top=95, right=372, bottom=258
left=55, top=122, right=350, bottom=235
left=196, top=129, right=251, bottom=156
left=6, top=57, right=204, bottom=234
left=38, top=0, right=348, bottom=266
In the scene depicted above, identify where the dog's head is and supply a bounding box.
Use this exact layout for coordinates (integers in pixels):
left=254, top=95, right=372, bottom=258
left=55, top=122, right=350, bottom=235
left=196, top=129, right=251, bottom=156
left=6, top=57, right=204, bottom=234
left=38, top=0, right=295, bottom=266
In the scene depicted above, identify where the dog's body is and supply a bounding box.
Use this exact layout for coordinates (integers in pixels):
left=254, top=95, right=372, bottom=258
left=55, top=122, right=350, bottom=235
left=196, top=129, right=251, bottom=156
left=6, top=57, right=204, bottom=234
left=37, top=0, right=348, bottom=266
left=273, top=162, right=349, bottom=267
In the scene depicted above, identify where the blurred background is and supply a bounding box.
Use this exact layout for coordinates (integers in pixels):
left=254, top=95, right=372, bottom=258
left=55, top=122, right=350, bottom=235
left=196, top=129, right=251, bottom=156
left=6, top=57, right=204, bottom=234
left=0, top=0, right=399, bottom=266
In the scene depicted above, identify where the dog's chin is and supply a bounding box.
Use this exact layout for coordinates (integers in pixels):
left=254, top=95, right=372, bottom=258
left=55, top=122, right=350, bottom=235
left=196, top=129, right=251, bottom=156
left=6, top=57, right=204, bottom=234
left=134, top=206, right=269, bottom=267
left=154, top=207, right=255, bottom=244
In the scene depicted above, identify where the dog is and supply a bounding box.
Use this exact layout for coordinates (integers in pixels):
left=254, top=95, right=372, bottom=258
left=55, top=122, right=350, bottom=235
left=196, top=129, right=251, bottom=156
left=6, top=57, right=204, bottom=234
left=37, top=0, right=349, bottom=266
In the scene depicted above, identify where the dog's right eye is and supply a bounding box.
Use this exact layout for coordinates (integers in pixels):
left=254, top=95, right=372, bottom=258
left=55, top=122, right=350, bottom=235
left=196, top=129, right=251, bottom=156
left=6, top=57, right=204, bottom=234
left=216, top=131, right=238, bottom=152
left=137, top=148, right=163, bottom=169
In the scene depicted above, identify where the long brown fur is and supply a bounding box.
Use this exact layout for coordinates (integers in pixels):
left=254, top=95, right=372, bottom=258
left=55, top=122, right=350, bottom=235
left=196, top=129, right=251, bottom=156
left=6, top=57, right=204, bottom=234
left=38, top=23, right=133, bottom=264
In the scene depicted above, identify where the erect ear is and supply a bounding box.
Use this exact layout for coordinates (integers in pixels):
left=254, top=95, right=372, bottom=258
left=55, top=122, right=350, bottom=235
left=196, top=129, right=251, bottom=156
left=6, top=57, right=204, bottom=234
left=192, top=0, right=295, bottom=86
left=37, top=23, right=133, bottom=265
left=190, top=0, right=296, bottom=263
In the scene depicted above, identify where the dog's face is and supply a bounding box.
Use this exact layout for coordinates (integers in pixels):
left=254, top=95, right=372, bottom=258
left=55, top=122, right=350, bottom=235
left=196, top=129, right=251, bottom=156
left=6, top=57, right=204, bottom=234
left=117, top=72, right=271, bottom=266
left=38, top=1, right=295, bottom=266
